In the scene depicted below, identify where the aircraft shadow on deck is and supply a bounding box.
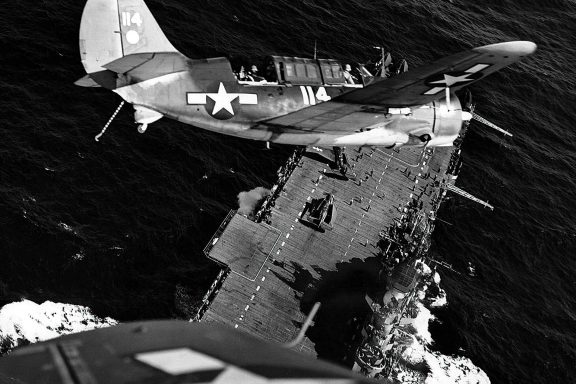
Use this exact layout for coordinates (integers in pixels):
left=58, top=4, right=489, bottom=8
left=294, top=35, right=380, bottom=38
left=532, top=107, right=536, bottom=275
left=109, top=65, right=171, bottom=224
left=273, top=258, right=385, bottom=366
left=322, top=172, right=349, bottom=181
left=302, top=151, right=334, bottom=166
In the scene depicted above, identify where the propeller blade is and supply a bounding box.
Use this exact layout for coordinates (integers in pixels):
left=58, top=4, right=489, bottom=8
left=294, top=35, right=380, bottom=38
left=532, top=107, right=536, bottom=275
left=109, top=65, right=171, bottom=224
left=472, top=113, right=513, bottom=137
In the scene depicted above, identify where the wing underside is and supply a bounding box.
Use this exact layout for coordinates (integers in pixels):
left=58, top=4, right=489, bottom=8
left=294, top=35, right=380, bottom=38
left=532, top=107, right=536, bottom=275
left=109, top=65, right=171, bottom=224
left=257, top=102, right=388, bottom=134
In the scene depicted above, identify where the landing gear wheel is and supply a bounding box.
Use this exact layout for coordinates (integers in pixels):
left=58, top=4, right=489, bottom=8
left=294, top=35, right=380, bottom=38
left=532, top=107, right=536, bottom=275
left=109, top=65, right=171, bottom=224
left=137, top=123, right=148, bottom=134
left=419, top=134, right=431, bottom=143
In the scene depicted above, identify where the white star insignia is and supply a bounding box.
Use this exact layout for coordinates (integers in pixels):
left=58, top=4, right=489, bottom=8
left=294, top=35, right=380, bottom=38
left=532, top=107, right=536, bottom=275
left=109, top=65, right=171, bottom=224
left=134, top=348, right=352, bottom=383
left=209, top=83, right=239, bottom=115
left=429, top=73, right=474, bottom=87
left=186, top=83, right=258, bottom=117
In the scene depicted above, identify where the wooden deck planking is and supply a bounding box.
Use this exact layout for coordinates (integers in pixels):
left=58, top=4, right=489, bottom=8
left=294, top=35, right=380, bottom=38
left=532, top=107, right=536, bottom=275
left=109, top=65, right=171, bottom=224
left=202, top=144, right=454, bottom=356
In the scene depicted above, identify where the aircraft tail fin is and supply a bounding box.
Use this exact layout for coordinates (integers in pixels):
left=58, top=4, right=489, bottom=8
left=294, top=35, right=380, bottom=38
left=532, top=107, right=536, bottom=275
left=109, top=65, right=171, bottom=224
left=79, top=0, right=183, bottom=87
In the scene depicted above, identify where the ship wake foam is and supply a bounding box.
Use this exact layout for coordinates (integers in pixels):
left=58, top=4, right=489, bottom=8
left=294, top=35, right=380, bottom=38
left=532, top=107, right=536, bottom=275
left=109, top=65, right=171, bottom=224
left=0, top=299, right=117, bottom=354
left=390, top=265, right=490, bottom=384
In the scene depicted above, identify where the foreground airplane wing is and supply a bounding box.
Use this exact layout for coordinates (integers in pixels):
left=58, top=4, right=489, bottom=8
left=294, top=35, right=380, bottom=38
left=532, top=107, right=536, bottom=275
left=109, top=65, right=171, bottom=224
left=0, top=321, right=381, bottom=384
left=259, top=42, right=536, bottom=134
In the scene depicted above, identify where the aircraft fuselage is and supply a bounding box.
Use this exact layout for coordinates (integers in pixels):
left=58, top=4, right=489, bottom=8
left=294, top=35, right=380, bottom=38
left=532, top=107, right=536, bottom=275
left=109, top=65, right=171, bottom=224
left=114, top=63, right=463, bottom=147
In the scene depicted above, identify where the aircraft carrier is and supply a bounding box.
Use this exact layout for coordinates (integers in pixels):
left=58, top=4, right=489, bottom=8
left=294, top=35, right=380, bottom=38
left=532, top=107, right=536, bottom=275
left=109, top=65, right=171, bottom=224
left=195, top=129, right=468, bottom=365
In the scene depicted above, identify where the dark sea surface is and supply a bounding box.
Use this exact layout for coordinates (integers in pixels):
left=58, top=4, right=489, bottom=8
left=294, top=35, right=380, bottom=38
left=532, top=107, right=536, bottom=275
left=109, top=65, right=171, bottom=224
left=1, top=0, right=575, bottom=383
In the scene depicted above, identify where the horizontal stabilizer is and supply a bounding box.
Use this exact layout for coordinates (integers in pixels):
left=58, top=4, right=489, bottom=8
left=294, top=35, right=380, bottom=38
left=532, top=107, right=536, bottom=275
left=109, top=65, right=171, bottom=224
left=74, top=75, right=101, bottom=87
left=103, top=52, right=189, bottom=82
left=337, top=41, right=537, bottom=107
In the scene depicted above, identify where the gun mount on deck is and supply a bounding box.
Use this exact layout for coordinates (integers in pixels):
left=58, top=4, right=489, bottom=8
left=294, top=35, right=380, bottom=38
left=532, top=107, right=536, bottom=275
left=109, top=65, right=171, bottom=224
left=301, top=193, right=337, bottom=231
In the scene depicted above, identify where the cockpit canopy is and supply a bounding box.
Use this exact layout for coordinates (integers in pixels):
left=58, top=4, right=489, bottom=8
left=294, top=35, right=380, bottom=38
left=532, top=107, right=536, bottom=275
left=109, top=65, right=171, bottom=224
left=233, top=56, right=358, bottom=86
left=266, top=56, right=346, bottom=86
left=232, top=49, right=407, bottom=87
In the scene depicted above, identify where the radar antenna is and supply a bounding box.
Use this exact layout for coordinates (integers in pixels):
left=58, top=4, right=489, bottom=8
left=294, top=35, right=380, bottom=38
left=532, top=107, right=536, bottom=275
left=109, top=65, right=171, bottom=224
left=429, top=259, right=462, bottom=275
left=443, top=182, right=494, bottom=210
left=313, top=40, right=317, bottom=60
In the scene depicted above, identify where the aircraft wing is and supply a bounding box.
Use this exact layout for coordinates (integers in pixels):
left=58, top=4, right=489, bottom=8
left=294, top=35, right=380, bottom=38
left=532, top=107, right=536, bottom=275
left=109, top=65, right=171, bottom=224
left=337, top=41, right=536, bottom=107
left=259, top=41, right=535, bottom=133
left=0, top=320, right=381, bottom=384
left=257, top=101, right=390, bottom=134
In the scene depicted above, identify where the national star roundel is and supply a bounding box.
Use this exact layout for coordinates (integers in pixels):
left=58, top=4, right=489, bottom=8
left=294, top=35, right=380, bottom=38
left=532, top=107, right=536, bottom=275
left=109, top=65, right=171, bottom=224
left=424, top=70, right=484, bottom=88
left=186, top=82, right=258, bottom=120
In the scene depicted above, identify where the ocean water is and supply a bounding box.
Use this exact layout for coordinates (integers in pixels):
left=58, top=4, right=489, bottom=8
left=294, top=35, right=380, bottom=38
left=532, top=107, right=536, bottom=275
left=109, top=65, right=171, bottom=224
left=1, top=0, right=575, bottom=383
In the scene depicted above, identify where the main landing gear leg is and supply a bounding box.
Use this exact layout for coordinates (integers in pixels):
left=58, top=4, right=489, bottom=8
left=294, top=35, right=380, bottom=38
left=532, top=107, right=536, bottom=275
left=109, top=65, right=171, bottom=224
left=137, top=123, right=148, bottom=134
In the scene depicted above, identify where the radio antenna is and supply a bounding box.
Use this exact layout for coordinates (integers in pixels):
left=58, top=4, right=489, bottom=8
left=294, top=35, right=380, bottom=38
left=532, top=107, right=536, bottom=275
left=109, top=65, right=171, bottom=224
left=313, top=40, right=317, bottom=59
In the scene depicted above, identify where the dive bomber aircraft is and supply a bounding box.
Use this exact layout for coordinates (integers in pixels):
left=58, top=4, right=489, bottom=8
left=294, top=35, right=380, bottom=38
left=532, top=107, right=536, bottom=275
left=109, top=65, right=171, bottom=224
left=76, top=0, right=536, bottom=148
